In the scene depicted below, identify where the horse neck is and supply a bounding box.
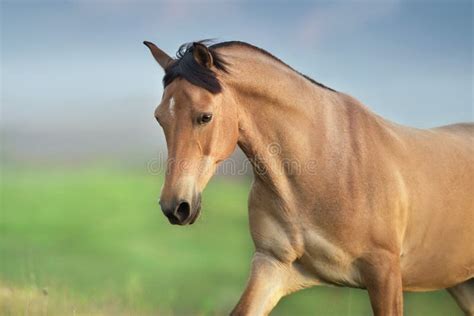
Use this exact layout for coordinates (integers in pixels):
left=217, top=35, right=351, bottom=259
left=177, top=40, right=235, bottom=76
left=224, top=55, right=345, bottom=196
left=223, top=50, right=391, bottom=200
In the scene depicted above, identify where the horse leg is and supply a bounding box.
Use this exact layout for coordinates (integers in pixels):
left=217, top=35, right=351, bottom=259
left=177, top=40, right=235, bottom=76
left=447, top=278, right=474, bottom=315
left=230, top=252, right=301, bottom=316
left=358, top=251, right=403, bottom=316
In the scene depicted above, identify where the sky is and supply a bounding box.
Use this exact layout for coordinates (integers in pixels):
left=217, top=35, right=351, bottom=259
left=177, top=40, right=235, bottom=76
left=1, top=0, right=472, bottom=163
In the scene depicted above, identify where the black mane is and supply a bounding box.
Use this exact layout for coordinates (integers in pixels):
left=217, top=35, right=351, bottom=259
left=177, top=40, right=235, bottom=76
left=163, top=40, right=229, bottom=94
left=163, top=40, right=336, bottom=94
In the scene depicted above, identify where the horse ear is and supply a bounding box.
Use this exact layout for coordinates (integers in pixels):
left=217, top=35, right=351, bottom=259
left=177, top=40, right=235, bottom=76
left=143, top=41, right=173, bottom=69
left=192, top=42, right=213, bottom=68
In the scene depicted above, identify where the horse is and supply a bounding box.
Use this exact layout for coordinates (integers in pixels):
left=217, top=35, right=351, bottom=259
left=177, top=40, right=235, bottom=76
left=143, top=40, right=474, bottom=316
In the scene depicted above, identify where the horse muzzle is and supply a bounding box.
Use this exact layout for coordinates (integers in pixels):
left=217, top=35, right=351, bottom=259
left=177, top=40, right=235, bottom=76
left=159, top=194, right=201, bottom=225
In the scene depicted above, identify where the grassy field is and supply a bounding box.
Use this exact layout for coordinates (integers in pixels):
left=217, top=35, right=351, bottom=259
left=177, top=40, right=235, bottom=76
left=0, top=167, right=461, bottom=315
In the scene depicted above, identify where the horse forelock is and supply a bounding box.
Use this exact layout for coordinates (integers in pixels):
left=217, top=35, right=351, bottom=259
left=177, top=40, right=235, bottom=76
left=163, top=40, right=229, bottom=94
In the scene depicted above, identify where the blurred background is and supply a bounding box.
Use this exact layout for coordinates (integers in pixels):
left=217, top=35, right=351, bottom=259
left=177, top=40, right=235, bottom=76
left=1, top=0, right=472, bottom=315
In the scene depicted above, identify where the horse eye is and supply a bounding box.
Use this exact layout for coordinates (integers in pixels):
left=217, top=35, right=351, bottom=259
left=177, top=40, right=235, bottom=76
left=199, top=113, right=213, bottom=124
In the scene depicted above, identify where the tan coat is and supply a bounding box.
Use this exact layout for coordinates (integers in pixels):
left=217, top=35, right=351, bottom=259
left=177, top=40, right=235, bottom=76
left=145, top=41, right=474, bottom=316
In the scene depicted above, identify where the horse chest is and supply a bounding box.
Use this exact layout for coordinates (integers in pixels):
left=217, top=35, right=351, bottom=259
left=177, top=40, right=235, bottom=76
left=300, top=230, right=358, bottom=285
left=249, top=185, right=360, bottom=287
left=250, top=209, right=360, bottom=287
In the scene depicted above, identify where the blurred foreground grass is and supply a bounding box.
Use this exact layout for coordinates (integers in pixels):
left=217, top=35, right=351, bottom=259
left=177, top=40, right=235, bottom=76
left=0, top=167, right=461, bottom=315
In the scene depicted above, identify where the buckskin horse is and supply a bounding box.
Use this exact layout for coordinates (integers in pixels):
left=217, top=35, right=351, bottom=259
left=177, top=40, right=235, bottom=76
left=143, top=40, right=473, bottom=316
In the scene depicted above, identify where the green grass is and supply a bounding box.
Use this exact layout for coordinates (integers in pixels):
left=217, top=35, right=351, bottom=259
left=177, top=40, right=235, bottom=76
left=0, top=167, right=461, bottom=315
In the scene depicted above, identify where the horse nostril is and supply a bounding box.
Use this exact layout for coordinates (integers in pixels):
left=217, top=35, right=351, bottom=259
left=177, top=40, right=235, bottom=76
left=174, top=201, right=191, bottom=222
